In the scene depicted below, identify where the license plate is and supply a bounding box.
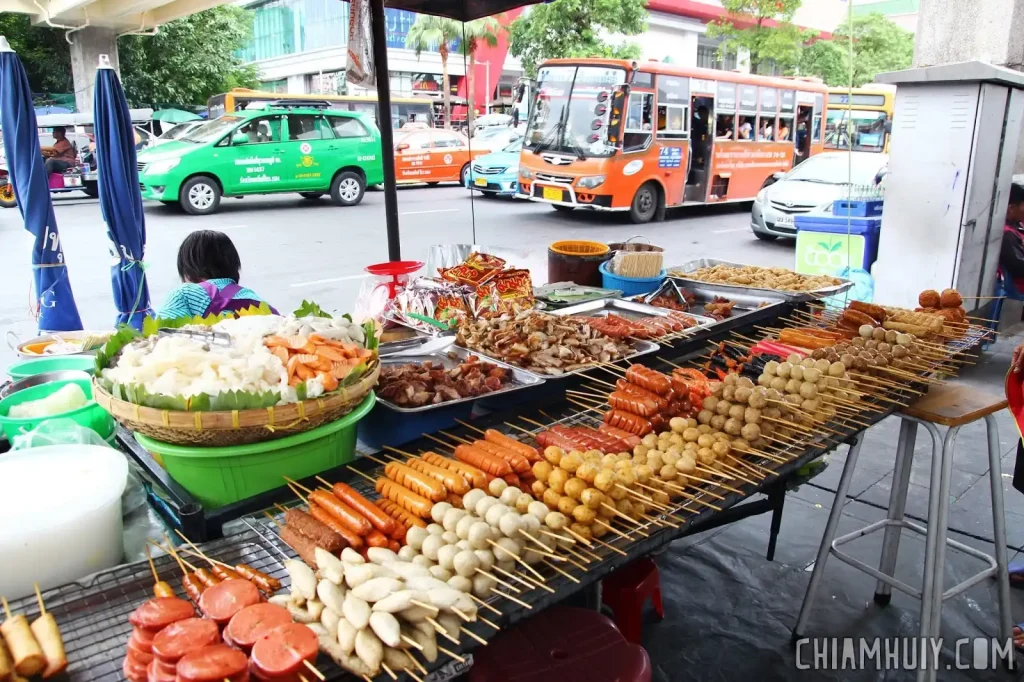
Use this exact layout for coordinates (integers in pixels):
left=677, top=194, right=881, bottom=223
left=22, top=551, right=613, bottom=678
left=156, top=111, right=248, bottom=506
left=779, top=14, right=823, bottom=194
left=63, top=176, right=82, bottom=188
left=775, top=214, right=795, bottom=227
left=474, top=177, right=488, bottom=187
left=542, top=186, right=562, bottom=201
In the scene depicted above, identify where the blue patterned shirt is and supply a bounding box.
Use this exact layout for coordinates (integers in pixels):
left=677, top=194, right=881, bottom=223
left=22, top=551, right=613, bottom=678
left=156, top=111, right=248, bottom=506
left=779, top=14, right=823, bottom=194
left=156, top=278, right=264, bottom=319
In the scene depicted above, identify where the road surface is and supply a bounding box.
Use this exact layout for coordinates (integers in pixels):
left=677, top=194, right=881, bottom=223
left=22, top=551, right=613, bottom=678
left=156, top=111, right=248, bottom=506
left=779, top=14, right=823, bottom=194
left=0, top=185, right=793, bottom=366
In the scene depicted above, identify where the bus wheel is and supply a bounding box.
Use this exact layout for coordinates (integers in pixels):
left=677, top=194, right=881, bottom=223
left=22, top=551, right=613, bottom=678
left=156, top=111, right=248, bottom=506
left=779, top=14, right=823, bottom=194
left=180, top=176, right=221, bottom=215
left=629, top=182, right=660, bottom=224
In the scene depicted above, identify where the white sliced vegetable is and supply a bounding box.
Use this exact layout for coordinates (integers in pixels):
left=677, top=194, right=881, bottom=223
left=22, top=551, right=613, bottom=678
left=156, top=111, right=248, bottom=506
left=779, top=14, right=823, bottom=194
left=369, top=612, right=402, bottom=647
left=342, top=592, right=371, bottom=630
left=285, top=559, right=317, bottom=601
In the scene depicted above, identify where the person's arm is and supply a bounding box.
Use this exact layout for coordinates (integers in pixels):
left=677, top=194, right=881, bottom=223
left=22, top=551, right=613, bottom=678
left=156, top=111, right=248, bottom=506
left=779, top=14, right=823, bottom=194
left=1001, top=230, right=1024, bottom=278
left=156, top=283, right=210, bottom=319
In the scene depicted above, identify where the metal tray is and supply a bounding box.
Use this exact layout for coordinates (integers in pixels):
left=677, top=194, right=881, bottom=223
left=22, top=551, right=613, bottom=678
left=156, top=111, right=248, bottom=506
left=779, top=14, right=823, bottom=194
left=376, top=346, right=545, bottom=412
left=533, top=282, right=623, bottom=308
left=456, top=337, right=660, bottom=381
left=667, top=257, right=854, bottom=302
left=550, top=297, right=719, bottom=330
left=640, top=279, right=783, bottom=320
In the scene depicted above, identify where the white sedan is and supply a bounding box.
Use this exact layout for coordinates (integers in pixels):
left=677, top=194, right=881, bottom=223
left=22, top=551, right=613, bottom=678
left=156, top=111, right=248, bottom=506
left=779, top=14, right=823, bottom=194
left=750, top=151, right=888, bottom=241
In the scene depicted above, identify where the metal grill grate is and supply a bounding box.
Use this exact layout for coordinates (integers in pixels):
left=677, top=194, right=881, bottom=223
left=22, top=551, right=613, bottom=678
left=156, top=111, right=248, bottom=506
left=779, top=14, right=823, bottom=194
left=4, top=532, right=288, bottom=682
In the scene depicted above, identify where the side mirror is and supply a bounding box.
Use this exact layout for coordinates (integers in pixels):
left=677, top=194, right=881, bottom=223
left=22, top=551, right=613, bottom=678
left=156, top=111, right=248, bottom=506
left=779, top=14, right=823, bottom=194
left=231, top=133, right=249, bottom=145
left=396, top=142, right=410, bottom=152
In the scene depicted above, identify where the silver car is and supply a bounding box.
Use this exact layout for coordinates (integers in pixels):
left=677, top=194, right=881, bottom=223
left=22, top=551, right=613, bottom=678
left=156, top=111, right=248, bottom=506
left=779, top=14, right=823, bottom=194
left=751, top=151, right=889, bottom=241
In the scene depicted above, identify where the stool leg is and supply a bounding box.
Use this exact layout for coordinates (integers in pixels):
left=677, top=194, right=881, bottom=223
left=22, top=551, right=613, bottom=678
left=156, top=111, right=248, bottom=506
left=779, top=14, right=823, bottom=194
left=985, top=415, right=1013, bottom=644
left=917, top=421, right=944, bottom=649
left=792, top=437, right=863, bottom=640
left=874, top=418, right=918, bottom=605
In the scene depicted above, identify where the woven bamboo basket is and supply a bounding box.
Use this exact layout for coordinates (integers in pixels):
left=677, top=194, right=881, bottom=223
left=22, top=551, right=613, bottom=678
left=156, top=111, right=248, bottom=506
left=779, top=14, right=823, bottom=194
left=92, top=361, right=380, bottom=447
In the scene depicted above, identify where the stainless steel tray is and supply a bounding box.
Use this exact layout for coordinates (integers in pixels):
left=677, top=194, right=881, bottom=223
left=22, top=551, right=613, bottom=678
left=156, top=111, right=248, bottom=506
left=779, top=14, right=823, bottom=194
left=550, top=297, right=719, bottom=330
left=376, top=346, right=545, bottom=413
left=667, top=257, right=854, bottom=302
left=456, top=338, right=660, bottom=381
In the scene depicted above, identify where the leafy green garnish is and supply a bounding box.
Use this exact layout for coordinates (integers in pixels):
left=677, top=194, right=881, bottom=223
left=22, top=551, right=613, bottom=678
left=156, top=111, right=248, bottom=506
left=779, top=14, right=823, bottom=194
left=294, top=300, right=332, bottom=319
left=363, top=319, right=378, bottom=351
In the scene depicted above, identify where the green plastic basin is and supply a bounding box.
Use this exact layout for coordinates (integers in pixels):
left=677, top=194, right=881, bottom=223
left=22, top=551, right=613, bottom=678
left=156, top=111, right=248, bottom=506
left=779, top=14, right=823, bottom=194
left=7, top=355, right=97, bottom=381
left=135, top=392, right=376, bottom=509
left=0, top=377, right=114, bottom=442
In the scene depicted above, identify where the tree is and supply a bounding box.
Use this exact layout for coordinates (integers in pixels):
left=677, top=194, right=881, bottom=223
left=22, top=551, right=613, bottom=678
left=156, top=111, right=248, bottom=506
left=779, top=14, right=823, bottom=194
left=406, top=16, right=462, bottom=129
left=707, top=0, right=807, bottom=75
left=799, top=38, right=848, bottom=86
left=457, top=17, right=502, bottom=131
left=0, top=14, right=73, bottom=97
left=118, top=6, right=259, bottom=107
left=507, top=0, right=647, bottom=78
left=833, top=13, right=913, bottom=87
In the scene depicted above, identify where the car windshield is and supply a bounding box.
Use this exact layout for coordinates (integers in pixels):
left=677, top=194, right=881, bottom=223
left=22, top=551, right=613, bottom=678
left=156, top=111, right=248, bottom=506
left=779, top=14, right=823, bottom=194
left=181, top=116, right=242, bottom=144
left=824, top=109, right=888, bottom=152
left=476, top=127, right=509, bottom=139
left=523, top=64, right=624, bottom=159
left=161, top=123, right=198, bottom=140
left=502, top=141, right=523, bottom=153
left=787, top=153, right=884, bottom=185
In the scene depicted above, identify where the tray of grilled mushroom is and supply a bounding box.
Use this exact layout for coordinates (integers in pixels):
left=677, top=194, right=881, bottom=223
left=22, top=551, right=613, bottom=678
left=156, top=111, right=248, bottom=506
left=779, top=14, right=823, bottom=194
left=455, top=310, right=659, bottom=379
left=376, top=346, right=545, bottom=412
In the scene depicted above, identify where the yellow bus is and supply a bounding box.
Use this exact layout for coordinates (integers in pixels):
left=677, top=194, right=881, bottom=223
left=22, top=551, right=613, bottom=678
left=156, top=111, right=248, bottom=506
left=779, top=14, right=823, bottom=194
left=207, top=88, right=435, bottom=130
left=824, top=84, right=895, bottom=153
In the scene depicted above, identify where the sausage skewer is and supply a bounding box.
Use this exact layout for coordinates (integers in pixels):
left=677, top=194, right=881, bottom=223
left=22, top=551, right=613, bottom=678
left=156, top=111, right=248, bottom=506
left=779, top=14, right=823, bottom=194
left=145, top=545, right=175, bottom=598
left=150, top=540, right=205, bottom=604
left=173, top=530, right=249, bottom=582
left=30, top=584, right=66, bottom=679
left=0, top=596, right=44, bottom=678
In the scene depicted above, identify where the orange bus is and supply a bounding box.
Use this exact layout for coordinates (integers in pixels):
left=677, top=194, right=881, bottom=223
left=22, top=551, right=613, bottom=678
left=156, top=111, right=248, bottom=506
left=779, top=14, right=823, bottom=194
left=516, top=59, right=828, bottom=223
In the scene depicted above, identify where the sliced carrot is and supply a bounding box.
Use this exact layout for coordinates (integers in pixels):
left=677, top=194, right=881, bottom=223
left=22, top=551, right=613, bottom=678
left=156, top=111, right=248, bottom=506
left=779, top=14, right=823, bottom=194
left=287, top=336, right=316, bottom=353
left=356, top=348, right=375, bottom=362
left=310, top=333, right=345, bottom=348
left=289, top=376, right=303, bottom=387
left=332, top=362, right=353, bottom=380
left=293, top=353, right=320, bottom=366
left=270, top=346, right=290, bottom=364
left=318, top=371, right=339, bottom=392
left=314, top=345, right=348, bottom=362
left=286, top=355, right=302, bottom=380
left=264, top=335, right=290, bottom=347
left=295, top=363, right=315, bottom=380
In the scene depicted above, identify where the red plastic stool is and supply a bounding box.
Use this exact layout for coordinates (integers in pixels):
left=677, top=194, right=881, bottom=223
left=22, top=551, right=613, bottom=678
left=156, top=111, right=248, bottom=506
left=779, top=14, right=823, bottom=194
left=469, top=606, right=651, bottom=682
left=600, top=557, right=664, bottom=644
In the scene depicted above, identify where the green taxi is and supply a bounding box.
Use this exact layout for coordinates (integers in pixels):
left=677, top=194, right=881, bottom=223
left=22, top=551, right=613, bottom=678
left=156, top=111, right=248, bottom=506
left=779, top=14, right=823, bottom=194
left=137, top=103, right=384, bottom=215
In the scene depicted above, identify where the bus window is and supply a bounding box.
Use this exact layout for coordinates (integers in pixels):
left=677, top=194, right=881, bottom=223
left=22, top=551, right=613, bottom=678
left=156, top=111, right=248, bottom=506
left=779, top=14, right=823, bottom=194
left=657, top=104, right=687, bottom=139
left=776, top=116, right=792, bottom=142
left=623, top=92, right=653, bottom=152
left=716, top=82, right=736, bottom=141
left=737, top=85, right=757, bottom=142
left=209, top=94, right=226, bottom=119
left=812, top=93, right=824, bottom=143
left=715, top=114, right=734, bottom=140
left=758, top=87, right=777, bottom=141
left=350, top=101, right=377, bottom=124
left=737, top=115, right=755, bottom=141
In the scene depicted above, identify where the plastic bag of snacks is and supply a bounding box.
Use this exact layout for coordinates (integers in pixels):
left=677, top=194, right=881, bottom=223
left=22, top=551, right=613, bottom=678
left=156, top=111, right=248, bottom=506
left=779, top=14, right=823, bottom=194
left=440, top=251, right=507, bottom=287
left=477, top=268, right=535, bottom=315
left=386, top=278, right=477, bottom=333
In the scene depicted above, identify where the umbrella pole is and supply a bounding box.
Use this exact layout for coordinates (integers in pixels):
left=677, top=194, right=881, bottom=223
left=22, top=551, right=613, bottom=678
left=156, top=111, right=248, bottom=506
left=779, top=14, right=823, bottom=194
left=370, top=0, right=401, bottom=262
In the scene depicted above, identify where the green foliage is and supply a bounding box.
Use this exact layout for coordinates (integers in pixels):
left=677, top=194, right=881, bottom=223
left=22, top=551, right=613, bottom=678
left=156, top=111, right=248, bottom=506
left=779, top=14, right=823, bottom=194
left=707, top=0, right=807, bottom=74
left=799, top=39, right=848, bottom=86
left=118, top=6, right=259, bottom=107
left=508, top=0, right=647, bottom=78
left=798, top=13, right=914, bottom=87
left=458, top=18, right=503, bottom=126
left=0, top=14, right=73, bottom=95
left=294, top=300, right=333, bottom=319
left=406, top=16, right=463, bottom=129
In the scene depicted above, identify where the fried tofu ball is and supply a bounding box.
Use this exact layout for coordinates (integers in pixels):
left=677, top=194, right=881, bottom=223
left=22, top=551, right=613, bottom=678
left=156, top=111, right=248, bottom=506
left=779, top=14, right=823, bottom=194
left=940, top=288, right=963, bottom=308
left=919, top=289, right=940, bottom=308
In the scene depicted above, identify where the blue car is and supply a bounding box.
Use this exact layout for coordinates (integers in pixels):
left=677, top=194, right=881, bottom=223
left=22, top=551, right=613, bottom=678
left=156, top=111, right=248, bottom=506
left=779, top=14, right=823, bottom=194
left=464, top=140, right=521, bottom=196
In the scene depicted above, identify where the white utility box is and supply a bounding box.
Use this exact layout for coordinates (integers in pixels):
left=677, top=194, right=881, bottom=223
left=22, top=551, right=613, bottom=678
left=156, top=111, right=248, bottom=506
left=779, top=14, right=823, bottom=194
left=872, top=61, right=1024, bottom=310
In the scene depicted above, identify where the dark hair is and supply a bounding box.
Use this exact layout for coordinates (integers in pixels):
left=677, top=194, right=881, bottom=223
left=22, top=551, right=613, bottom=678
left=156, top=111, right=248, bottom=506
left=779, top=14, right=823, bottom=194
left=1011, top=182, right=1024, bottom=206
left=52, top=126, right=66, bottom=135
left=176, top=230, right=241, bottom=283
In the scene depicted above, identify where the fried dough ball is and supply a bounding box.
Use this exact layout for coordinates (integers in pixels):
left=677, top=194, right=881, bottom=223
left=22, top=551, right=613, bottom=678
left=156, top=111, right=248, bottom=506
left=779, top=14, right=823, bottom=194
left=939, top=288, right=962, bottom=308
left=697, top=409, right=714, bottom=425
left=919, top=289, right=940, bottom=308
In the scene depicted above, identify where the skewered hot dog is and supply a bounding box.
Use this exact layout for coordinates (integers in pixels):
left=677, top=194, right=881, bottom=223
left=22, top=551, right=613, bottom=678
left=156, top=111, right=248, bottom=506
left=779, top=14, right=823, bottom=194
left=534, top=429, right=585, bottom=452
left=232, top=564, right=281, bottom=593
left=550, top=424, right=631, bottom=453
left=849, top=300, right=886, bottom=324
left=327, top=482, right=397, bottom=536
left=607, top=390, right=659, bottom=417
left=470, top=439, right=531, bottom=474
left=614, top=379, right=671, bottom=411
left=308, top=503, right=363, bottom=550
left=420, top=452, right=489, bottom=489
left=193, top=569, right=221, bottom=589
left=384, top=462, right=447, bottom=502
left=603, top=408, right=654, bottom=436
left=365, top=530, right=390, bottom=548
left=598, top=423, right=642, bottom=448
left=625, top=365, right=671, bottom=395
left=403, top=457, right=470, bottom=495
left=182, top=573, right=206, bottom=604
left=283, top=508, right=346, bottom=553
left=375, top=498, right=428, bottom=529
left=309, top=489, right=372, bottom=537
left=209, top=565, right=245, bottom=583
left=375, top=478, right=433, bottom=518
left=778, top=329, right=837, bottom=350
left=453, top=444, right=513, bottom=477
left=483, top=429, right=542, bottom=462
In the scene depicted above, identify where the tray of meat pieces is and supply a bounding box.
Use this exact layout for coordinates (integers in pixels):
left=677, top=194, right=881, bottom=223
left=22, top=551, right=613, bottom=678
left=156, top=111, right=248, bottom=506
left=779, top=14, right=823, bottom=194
left=376, top=346, right=545, bottom=412
left=551, top=298, right=717, bottom=339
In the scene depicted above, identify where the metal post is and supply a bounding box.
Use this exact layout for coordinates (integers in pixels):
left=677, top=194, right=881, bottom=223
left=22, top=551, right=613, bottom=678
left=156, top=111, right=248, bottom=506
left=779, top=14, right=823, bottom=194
left=369, top=0, right=401, bottom=261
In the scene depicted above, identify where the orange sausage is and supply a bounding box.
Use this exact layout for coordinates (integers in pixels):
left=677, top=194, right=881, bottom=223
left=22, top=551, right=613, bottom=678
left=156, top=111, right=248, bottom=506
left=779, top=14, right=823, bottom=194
left=454, top=444, right=513, bottom=477
left=327, top=482, right=396, bottom=536
left=388, top=540, right=402, bottom=553
left=366, top=530, right=389, bottom=548
left=472, top=439, right=531, bottom=474
left=309, top=489, right=372, bottom=536
left=309, top=503, right=363, bottom=550
left=375, top=478, right=433, bottom=518
left=421, top=452, right=489, bottom=490
left=404, top=458, right=470, bottom=495
left=448, top=493, right=464, bottom=509
left=484, top=429, right=542, bottom=462
left=384, top=462, right=446, bottom=502
left=374, top=498, right=427, bottom=531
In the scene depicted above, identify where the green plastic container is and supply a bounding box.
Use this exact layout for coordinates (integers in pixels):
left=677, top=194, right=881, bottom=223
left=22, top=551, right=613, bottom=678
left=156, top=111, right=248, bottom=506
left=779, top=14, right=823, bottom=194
left=135, top=392, right=376, bottom=509
left=0, top=377, right=115, bottom=442
left=7, top=356, right=97, bottom=381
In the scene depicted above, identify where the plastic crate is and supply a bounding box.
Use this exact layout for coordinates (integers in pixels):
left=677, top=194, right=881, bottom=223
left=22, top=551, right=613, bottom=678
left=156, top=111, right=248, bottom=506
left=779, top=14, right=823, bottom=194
left=833, top=198, right=883, bottom=217
left=599, top=261, right=665, bottom=296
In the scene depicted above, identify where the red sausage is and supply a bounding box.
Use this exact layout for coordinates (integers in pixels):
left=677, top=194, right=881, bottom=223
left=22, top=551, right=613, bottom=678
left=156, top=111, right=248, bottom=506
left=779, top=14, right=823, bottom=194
left=225, top=604, right=293, bottom=652
left=126, top=633, right=154, bottom=664
left=148, top=658, right=177, bottom=682
left=607, top=390, right=658, bottom=417
left=199, top=579, right=261, bottom=625
left=250, top=623, right=318, bottom=678
left=128, top=597, right=195, bottom=632
left=603, top=409, right=653, bottom=436
left=535, top=430, right=586, bottom=452
left=130, top=626, right=156, bottom=648
left=176, top=644, right=249, bottom=682
left=625, top=365, right=671, bottom=395
left=122, top=654, right=148, bottom=682
left=152, top=618, right=220, bottom=663
left=328, top=482, right=397, bottom=536
left=598, top=423, right=642, bottom=448
left=309, top=489, right=371, bottom=537
left=484, top=429, right=542, bottom=462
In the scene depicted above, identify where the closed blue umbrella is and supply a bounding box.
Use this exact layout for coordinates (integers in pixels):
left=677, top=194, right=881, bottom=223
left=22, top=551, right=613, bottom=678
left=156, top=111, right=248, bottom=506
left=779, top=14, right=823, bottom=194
left=0, top=37, right=82, bottom=331
left=93, top=54, right=150, bottom=328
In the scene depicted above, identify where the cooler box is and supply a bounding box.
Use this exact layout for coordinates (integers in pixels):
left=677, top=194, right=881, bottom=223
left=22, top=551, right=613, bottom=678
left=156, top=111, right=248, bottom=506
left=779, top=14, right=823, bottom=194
left=794, top=213, right=882, bottom=305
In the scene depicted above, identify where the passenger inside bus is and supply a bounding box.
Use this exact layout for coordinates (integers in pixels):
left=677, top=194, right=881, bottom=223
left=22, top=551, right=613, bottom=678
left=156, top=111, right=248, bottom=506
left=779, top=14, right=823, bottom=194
left=776, top=119, right=792, bottom=142
left=737, top=116, right=754, bottom=140
left=690, top=104, right=710, bottom=170
left=758, top=119, right=773, bottom=141
left=715, top=114, right=734, bottom=140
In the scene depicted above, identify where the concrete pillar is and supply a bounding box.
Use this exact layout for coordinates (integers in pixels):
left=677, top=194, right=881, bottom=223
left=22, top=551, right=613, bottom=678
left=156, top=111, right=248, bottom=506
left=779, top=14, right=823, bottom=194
left=70, top=27, right=119, bottom=113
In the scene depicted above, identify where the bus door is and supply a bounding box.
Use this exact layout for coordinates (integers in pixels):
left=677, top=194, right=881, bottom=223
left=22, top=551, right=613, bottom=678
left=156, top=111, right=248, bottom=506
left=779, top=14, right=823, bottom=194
left=654, top=74, right=690, bottom=206
left=685, top=79, right=716, bottom=203
left=794, top=91, right=815, bottom=165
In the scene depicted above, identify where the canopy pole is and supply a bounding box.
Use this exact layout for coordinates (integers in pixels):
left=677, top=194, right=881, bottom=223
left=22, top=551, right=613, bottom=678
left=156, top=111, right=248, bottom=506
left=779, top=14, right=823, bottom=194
left=370, top=0, right=401, bottom=261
